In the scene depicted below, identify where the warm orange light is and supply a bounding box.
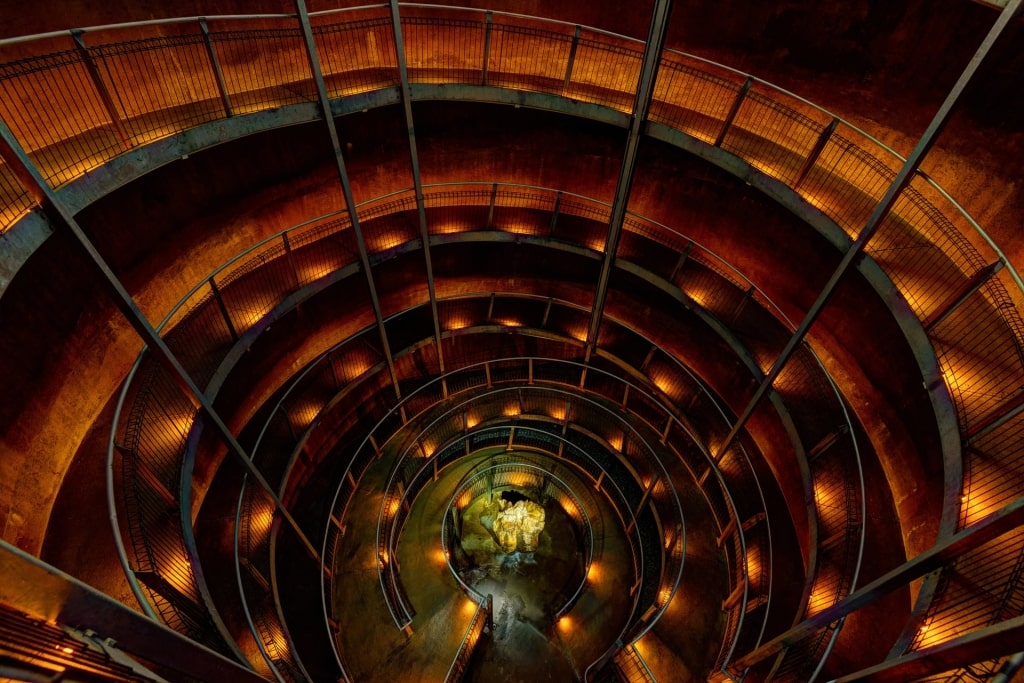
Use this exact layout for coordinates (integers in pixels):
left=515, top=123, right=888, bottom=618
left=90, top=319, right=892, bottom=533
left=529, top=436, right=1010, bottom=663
left=962, top=489, right=999, bottom=527
left=164, top=554, right=195, bottom=595
left=338, top=355, right=374, bottom=383
left=806, top=580, right=836, bottom=616
left=369, top=230, right=407, bottom=252
left=433, top=220, right=472, bottom=235
left=548, top=404, right=567, bottom=421
left=502, top=220, right=540, bottom=236
left=915, top=620, right=958, bottom=649
left=813, top=480, right=839, bottom=511
left=296, top=259, right=340, bottom=285
left=658, top=586, right=672, bottom=606
left=608, top=433, right=623, bottom=451
left=231, top=299, right=276, bottom=332
left=651, top=372, right=673, bottom=395
left=494, top=317, right=521, bottom=328
left=567, top=325, right=588, bottom=342
left=447, top=315, right=472, bottom=330
left=557, top=615, right=573, bottom=632
left=586, top=563, right=600, bottom=582
left=687, top=287, right=710, bottom=308
left=59, top=646, right=74, bottom=655
left=466, top=413, right=480, bottom=429
left=745, top=546, right=762, bottom=587
left=291, top=400, right=321, bottom=430
left=463, top=598, right=478, bottom=616
left=942, top=367, right=961, bottom=393
left=505, top=472, right=532, bottom=487
left=502, top=403, right=521, bottom=417
left=250, top=505, right=275, bottom=540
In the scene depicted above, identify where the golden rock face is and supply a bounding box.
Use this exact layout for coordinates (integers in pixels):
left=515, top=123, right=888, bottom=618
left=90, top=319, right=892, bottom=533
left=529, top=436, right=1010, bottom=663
left=493, top=499, right=546, bottom=553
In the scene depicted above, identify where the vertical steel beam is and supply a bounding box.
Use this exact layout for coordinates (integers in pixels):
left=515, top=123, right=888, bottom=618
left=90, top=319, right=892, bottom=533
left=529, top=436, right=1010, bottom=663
left=389, top=0, right=447, bottom=387
left=585, top=0, right=674, bottom=350
left=714, top=0, right=1022, bottom=460
left=294, top=0, right=402, bottom=400
left=0, top=117, right=320, bottom=562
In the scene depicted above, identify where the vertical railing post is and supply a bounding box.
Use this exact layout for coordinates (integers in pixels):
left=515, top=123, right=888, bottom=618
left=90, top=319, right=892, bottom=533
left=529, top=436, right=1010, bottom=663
left=70, top=29, right=132, bottom=149
left=487, top=182, right=497, bottom=227
left=209, top=277, right=239, bottom=342
left=281, top=232, right=302, bottom=289
left=199, top=18, right=234, bottom=117
left=481, top=11, right=493, bottom=85
left=793, top=116, right=839, bottom=189
left=549, top=190, right=562, bottom=236
left=714, top=76, right=752, bottom=148
left=562, top=25, right=581, bottom=93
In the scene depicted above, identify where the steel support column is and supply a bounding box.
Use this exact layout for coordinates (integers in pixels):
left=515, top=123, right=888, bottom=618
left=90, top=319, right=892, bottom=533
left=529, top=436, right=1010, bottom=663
left=389, top=0, right=447, bottom=392
left=585, top=0, right=674, bottom=350
left=714, top=0, right=1023, bottom=459
left=294, top=0, right=402, bottom=400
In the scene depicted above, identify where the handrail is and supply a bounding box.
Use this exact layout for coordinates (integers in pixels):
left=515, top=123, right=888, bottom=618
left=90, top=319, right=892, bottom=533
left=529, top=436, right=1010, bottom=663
left=104, top=179, right=860, bottom=679
left=0, top=14, right=298, bottom=47
left=373, top=378, right=683, bottom=620
left=314, top=350, right=748, bottom=671
left=373, top=383, right=654, bottom=628
left=0, top=0, right=1010, bottom=308
left=443, top=593, right=491, bottom=683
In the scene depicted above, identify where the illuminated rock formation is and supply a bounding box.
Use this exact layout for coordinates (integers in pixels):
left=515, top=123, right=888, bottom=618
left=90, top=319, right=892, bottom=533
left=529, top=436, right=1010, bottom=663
left=494, top=499, right=546, bottom=553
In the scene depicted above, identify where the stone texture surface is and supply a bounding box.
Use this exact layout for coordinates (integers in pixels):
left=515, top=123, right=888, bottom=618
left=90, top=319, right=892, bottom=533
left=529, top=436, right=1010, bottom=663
left=493, top=499, right=546, bottom=554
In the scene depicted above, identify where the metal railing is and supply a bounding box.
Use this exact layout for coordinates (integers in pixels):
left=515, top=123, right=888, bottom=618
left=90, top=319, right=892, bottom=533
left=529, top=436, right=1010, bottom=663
left=103, top=177, right=866, bottom=680
left=613, top=643, right=658, bottom=683
left=443, top=593, right=491, bottom=682
left=373, top=383, right=676, bottom=635
left=38, top=5, right=1012, bottom=675
left=315, top=350, right=754, bottom=675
